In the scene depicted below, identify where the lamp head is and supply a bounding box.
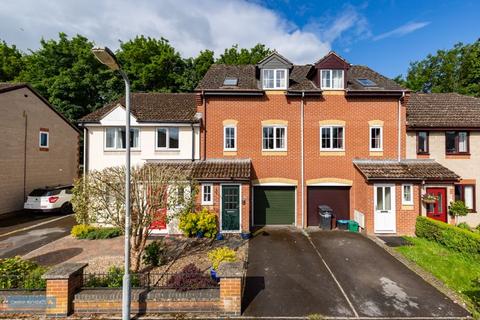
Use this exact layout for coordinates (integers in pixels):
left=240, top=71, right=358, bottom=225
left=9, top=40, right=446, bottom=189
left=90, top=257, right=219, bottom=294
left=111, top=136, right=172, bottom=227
left=92, top=46, right=120, bottom=70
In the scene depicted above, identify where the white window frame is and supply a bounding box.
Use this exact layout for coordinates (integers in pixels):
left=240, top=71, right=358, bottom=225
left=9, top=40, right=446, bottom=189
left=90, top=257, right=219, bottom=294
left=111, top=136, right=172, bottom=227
left=370, top=126, right=383, bottom=151
left=262, top=125, right=287, bottom=151
left=320, top=126, right=345, bottom=151
left=201, top=183, right=213, bottom=205
left=262, top=68, right=287, bottom=90
left=156, top=127, right=180, bottom=150
left=223, top=126, right=237, bottom=151
left=320, top=69, right=344, bottom=90
left=104, top=127, right=140, bottom=150
left=402, top=184, right=414, bottom=205
left=39, top=131, right=49, bottom=148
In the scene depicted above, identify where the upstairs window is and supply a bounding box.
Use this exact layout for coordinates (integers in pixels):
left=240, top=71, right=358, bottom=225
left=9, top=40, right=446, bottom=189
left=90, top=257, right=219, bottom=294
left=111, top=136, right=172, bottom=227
left=39, top=130, right=49, bottom=149
left=156, top=127, right=179, bottom=149
left=417, top=131, right=429, bottom=154
left=320, top=69, right=344, bottom=89
left=446, top=131, right=469, bottom=154
left=262, top=126, right=286, bottom=151
left=224, top=126, right=237, bottom=151
left=105, top=127, right=139, bottom=150
left=262, top=69, right=287, bottom=89
left=320, top=126, right=344, bottom=150
left=370, top=126, right=383, bottom=151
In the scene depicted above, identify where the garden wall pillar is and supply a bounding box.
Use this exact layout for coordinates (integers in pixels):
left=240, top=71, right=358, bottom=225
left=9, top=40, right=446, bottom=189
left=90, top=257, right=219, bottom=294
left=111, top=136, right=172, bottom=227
left=42, top=262, right=88, bottom=317
left=217, top=261, right=244, bottom=315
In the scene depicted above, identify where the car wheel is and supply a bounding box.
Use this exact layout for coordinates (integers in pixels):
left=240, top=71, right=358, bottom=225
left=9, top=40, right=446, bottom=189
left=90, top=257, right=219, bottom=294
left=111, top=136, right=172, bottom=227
left=60, top=202, right=73, bottom=214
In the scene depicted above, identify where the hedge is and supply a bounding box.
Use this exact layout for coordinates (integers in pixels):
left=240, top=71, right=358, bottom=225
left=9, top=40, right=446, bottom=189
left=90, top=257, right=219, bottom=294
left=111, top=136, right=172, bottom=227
left=415, top=216, right=480, bottom=255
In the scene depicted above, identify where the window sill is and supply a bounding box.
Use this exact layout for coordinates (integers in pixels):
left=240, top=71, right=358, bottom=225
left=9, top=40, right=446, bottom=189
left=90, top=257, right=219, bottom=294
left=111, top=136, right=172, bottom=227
left=369, top=151, right=383, bottom=157
left=319, top=151, right=345, bottom=156
left=446, top=154, right=470, bottom=159
left=417, top=153, right=430, bottom=159
left=262, top=151, right=287, bottom=156
left=401, top=205, right=414, bottom=211
left=104, top=149, right=141, bottom=152
left=155, top=149, right=181, bottom=152
left=223, top=151, right=237, bottom=156
left=39, top=147, right=49, bottom=152
left=201, top=202, right=214, bottom=206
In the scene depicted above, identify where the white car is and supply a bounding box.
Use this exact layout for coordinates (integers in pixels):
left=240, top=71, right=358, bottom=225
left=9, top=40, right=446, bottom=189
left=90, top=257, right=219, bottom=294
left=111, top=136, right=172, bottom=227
left=24, top=185, right=73, bottom=214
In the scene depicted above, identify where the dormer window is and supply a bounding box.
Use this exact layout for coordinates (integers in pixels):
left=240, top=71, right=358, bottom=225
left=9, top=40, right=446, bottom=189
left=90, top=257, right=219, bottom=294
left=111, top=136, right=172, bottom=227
left=320, top=69, right=344, bottom=90
left=262, top=69, right=287, bottom=90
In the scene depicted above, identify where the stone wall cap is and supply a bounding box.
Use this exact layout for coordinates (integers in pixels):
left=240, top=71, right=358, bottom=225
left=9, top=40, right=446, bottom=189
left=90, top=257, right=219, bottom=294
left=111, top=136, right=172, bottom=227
left=42, top=262, right=88, bottom=280
left=216, top=261, right=244, bottom=278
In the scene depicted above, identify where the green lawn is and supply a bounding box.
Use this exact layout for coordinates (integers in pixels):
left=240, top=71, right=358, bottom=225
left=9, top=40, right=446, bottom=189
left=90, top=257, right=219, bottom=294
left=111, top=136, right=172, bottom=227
left=396, top=237, right=480, bottom=316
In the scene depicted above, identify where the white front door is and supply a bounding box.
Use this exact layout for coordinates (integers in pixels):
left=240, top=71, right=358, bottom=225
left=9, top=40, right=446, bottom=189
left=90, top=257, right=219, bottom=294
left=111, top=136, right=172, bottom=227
left=374, top=184, right=396, bottom=233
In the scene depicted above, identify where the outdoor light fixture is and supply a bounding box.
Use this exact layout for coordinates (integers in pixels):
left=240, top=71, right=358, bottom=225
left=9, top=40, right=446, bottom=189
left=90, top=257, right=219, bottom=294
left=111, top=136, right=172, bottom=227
left=92, top=46, right=131, bottom=320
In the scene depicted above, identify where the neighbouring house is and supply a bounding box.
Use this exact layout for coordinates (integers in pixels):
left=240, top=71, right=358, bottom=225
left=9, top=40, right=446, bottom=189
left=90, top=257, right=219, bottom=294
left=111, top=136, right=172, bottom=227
left=406, top=92, right=480, bottom=227
left=0, top=83, right=80, bottom=215
left=194, top=51, right=460, bottom=235
left=78, top=93, right=252, bottom=234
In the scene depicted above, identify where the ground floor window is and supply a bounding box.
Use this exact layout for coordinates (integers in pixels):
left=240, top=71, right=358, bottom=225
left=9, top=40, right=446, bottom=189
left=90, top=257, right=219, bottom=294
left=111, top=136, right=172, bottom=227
left=455, top=184, right=475, bottom=211
left=402, top=184, right=413, bottom=205
left=201, top=184, right=213, bottom=205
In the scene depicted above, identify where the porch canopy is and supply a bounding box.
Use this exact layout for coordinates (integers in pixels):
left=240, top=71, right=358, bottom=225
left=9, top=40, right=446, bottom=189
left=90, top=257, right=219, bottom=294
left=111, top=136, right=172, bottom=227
left=353, top=159, right=460, bottom=182
left=145, top=158, right=251, bottom=181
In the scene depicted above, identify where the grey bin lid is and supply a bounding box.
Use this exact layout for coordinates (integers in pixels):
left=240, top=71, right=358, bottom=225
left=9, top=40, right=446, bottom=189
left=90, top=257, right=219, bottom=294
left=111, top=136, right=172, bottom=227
left=318, top=205, right=333, bottom=212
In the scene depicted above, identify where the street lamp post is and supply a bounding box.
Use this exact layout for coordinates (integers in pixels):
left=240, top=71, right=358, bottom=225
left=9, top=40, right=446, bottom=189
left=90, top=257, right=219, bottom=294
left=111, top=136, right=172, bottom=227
left=92, top=47, right=131, bottom=320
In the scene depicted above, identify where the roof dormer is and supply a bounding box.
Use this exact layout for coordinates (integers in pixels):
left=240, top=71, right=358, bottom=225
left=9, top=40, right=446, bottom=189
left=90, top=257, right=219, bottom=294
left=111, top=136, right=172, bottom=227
left=257, top=51, right=293, bottom=90
left=314, top=51, right=350, bottom=90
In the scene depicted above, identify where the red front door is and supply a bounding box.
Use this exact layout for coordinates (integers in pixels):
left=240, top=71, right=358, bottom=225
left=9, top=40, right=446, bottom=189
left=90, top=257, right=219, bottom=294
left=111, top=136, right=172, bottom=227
left=426, top=188, right=447, bottom=222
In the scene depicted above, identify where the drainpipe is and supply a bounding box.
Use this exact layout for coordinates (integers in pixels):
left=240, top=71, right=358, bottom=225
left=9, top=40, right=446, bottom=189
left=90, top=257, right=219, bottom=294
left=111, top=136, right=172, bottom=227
left=202, top=91, right=207, bottom=160
left=22, top=110, right=28, bottom=202
left=301, top=91, right=305, bottom=228
left=397, top=91, right=406, bottom=161
left=191, top=123, right=195, bottom=162
left=83, top=127, right=88, bottom=176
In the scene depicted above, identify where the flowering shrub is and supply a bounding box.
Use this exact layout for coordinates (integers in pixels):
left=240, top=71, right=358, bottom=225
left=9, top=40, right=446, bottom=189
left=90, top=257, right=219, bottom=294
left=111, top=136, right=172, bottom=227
left=179, top=208, right=218, bottom=238
left=208, top=247, right=237, bottom=270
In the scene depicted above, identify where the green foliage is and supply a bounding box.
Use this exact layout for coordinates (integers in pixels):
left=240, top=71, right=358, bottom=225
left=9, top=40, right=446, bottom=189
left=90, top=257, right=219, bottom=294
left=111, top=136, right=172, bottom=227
left=400, top=39, right=480, bottom=97
left=449, top=200, right=470, bottom=217
left=396, top=237, right=480, bottom=314
left=415, top=216, right=480, bottom=254
left=179, top=50, right=215, bottom=91
left=84, top=266, right=140, bottom=288
left=72, top=177, right=91, bottom=224
left=207, top=247, right=237, bottom=270
left=71, top=224, right=121, bottom=239
left=217, top=44, right=273, bottom=65
left=142, top=240, right=167, bottom=267
left=179, top=208, right=218, bottom=238
left=166, top=263, right=216, bottom=291
left=0, top=257, right=46, bottom=289
left=457, top=222, right=472, bottom=230
left=0, top=40, right=24, bottom=81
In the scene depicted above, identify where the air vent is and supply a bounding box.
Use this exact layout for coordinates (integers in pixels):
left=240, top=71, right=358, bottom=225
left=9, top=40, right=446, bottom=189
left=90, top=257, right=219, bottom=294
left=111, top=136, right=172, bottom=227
left=223, top=77, right=238, bottom=86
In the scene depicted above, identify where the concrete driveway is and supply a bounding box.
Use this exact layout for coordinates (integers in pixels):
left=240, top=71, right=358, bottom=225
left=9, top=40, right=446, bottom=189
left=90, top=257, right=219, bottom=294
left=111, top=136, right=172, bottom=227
left=243, top=227, right=470, bottom=318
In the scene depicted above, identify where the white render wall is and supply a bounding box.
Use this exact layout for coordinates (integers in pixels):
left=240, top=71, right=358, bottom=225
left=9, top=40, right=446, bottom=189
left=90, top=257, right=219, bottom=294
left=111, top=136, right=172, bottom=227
left=86, top=125, right=200, bottom=171
left=406, top=131, right=480, bottom=226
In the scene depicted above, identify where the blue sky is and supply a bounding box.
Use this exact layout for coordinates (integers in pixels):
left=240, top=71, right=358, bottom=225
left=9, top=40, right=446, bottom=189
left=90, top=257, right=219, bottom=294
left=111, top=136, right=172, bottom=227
left=0, top=0, right=478, bottom=78
left=259, top=0, right=480, bottom=77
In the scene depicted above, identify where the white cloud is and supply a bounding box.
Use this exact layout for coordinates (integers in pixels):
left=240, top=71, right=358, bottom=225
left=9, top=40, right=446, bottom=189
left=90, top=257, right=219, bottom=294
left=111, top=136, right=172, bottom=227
left=0, top=0, right=366, bottom=64
left=373, top=21, right=430, bottom=41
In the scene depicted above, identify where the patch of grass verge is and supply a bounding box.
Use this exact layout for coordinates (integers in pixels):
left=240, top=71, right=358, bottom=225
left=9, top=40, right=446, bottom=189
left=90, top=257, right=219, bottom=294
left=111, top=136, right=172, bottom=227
left=396, top=237, right=480, bottom=315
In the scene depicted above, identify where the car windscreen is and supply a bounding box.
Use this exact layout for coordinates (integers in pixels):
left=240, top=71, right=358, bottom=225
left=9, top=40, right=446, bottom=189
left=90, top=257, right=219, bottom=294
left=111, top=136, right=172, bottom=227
left=29, top=189, right=61, bottom=196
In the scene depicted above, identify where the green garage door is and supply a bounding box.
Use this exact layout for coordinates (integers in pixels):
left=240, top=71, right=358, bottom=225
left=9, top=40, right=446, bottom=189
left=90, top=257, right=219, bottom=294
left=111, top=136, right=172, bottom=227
left=254, top=187, right=295, bottom=225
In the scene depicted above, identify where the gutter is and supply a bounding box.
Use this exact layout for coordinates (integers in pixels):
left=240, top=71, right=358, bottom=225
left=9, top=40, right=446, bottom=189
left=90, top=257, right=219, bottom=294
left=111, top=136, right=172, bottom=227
left=300, top=91, right=305, bottom=228
left=202, top=90, right=264, bottom=96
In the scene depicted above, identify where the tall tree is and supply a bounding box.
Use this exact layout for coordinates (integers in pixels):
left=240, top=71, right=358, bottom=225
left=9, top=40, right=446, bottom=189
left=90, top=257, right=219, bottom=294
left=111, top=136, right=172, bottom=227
left=116, top=36, right=185, bottom=92
left=0, top=40, right=24, bottom=82
left=16, top=33, right=118, bottom=121
left=217, top=44, right=272, bottom=64
left=400, top=39, right=480, bottom=97
left=179, top=49, right=214, bottom=91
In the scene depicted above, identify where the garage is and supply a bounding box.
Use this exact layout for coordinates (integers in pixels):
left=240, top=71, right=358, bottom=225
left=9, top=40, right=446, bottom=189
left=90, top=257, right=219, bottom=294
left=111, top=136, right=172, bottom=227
left=254, top=186, right=295, bottom=225
left=307, top=186, right=350, bottom=226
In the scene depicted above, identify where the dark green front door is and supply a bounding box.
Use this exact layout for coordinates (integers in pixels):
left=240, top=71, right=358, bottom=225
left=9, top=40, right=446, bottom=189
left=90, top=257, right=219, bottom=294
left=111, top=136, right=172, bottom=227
left=254, top=187, right=295, bottom=225
left=221, top=185, right=240, bottom=231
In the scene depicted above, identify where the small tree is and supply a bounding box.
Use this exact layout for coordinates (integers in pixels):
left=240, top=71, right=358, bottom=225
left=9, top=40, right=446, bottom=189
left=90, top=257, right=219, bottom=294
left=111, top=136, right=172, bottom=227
left=72, top=164, right=196, bottom=272
left=449, top=200, right=469, bottom=217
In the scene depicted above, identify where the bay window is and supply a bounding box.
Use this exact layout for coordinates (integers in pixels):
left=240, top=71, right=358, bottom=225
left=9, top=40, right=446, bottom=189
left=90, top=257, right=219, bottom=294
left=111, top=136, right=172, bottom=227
left=262, top=126, right=286, bottom=150
left=105, top=127, right=139, bottom=150
left=320, top=69, right=344, bottom=89
left=320, top=126, right=344, bottom=150
left=262, top=69, right=287, bottom=89
left=156, top=127, right=179, bottom=149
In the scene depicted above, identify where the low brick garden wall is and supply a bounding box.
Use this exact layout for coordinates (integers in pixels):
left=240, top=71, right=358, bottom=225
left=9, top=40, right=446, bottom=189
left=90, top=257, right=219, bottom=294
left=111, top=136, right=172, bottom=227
left=0, top=290, right=47, bottom=314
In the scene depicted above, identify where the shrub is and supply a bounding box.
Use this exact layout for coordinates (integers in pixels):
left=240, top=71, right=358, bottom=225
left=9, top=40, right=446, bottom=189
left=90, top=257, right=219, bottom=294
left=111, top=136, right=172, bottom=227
left=207, top=247, right=237, bottom=270
left=0, top=257, right=46, bottom=289
left=84, top=265, right=140, bottom=288
left=71, top=224, right=121, bottom=239
left=143, top=240, right=167, bottom=267
left=167, top=263, right=216, bottom=291
left=415, top=216, right=480, bottom=254
left=449, top=200, right=469, bottom=217
left=457, top=222, right=471, bottom=231
left=179, top=208, right=218, bottom=239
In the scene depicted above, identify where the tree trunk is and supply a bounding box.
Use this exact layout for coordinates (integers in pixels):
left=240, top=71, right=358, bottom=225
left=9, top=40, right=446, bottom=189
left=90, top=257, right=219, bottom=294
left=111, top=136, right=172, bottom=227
left=131, top=246, right=142, bottom=273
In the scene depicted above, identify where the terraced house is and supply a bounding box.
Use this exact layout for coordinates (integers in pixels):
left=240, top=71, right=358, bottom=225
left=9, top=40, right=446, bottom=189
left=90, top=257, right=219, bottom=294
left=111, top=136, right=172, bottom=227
left=80, top=51, right=467, bottom=236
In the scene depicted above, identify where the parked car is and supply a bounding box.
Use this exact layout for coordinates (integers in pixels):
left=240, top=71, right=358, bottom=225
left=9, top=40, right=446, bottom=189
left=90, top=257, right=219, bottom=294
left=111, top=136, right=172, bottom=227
left=24, top=185, right=73, bottom=214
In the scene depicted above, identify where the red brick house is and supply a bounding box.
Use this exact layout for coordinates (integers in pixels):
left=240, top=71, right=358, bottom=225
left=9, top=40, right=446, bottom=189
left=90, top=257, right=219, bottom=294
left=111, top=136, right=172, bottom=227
left=194, top=51, right=459, bottom=235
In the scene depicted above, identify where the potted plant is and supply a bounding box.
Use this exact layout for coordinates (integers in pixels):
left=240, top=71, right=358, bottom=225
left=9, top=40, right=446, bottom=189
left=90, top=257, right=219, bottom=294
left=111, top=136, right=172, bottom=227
left=207, top=247, right=237, bottom=282
left=449, top=200, right=469, bottom=217
left=422, top=193, right=438, bottom=204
